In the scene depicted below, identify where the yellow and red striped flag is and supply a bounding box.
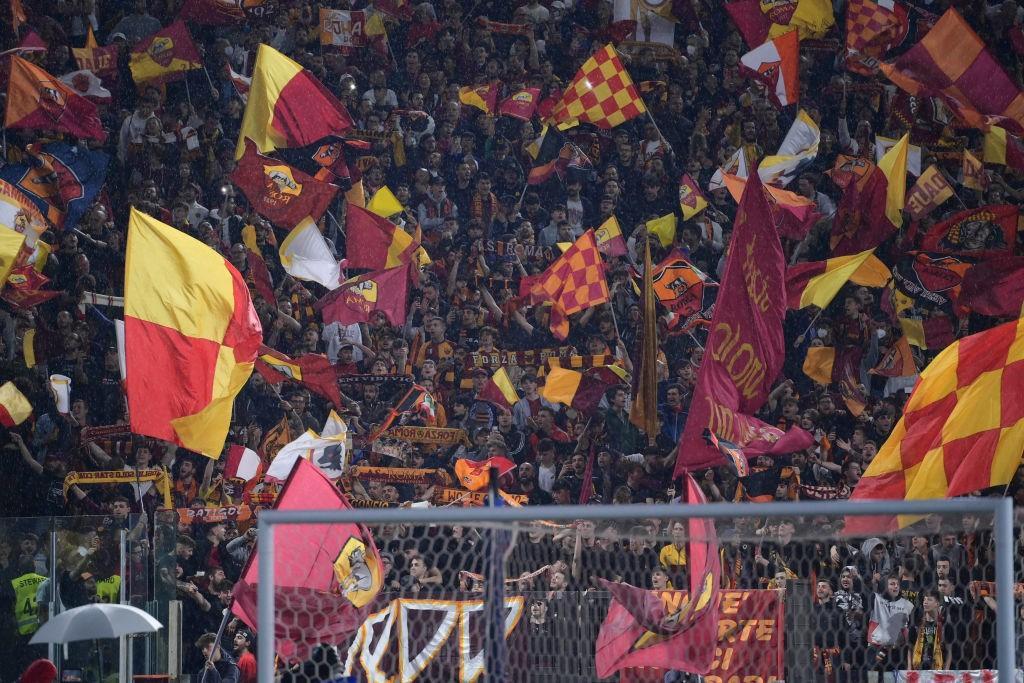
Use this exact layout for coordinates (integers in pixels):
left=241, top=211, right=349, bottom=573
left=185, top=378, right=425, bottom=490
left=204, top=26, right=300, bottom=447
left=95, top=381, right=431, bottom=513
left=984, top=126, right=1024, bottom=171
left=458, top=83, right=499, bottom=114
left=477, top=367, right=519, bottom=413
left=235, top=43, right=353, bottom=159
left=849, top=317, right=1024, bottom=531
left=548, top=44, right=646, bottom=130
left=125, top=208, right=262, bottom=458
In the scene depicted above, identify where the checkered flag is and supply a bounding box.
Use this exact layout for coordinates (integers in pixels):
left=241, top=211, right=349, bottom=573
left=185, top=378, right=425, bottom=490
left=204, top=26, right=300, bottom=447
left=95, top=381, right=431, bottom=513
left=548, top=44, right=646, bottom=129
left=845, top=0, right=909, bottom=74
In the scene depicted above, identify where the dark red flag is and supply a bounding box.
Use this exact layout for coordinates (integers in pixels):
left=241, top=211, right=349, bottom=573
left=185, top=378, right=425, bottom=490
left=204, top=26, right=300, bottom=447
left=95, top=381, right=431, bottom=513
left=230, top=139, right=338, bottom=228
left=255, top=344, right=344, bottom=409
left=595, top=473, right=720, bottom=675
left=829, top=156, right=892, bottom=256
left=314, top=266, right=410, bottom=326
left=178, top=0, right=246, bottom=24
left=675, top=169, right=811, bottom=477
left=919, top=204, right=1019, bottom=258
left=958, top=255, right=1024, bottom=317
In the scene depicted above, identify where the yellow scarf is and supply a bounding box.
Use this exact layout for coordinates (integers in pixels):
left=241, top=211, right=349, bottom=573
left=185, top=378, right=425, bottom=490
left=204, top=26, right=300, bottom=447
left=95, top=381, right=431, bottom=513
left=911, top=615, right=944, bottom=669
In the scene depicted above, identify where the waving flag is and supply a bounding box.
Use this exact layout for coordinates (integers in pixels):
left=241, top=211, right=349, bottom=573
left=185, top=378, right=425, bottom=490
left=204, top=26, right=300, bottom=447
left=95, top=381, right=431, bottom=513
left=595, top=472, right=721, bottom=675
left=845, top=0, right=909, bottom=75
left=124, top=208, right=262, bottom=458
left=984, top=126, right=1024, bottom=171
left=265, top=411, right=350, bottom=482
left=278, top=217, right=341, bottom=289
left=231, top=140, right=338, bottom=227
left=849, top=318, right=1024, bottom=532
left=675, top=170, right=812, bottom=476
left=880, top=8, right=1024, bottom=135
left=594, top=216, right=627, bottom=257
left=542, top=365, right=629, bottom=414
left=786, top=248, right=890, bottom=310
left=458, top=83, right=499, bottom=114
left=255, top=344, right=344, bottom=409
left=315, top=265, right=410, bottom=326
left=0, top=381, right=32, bottom=428
left=179, top=0, right=246, bottom=24
left=59, top=70, right=111, bottom=102
left=870, top=335, right=917, bottom=378
left=652, top=249, right=718, bottom=333
left=498, top=87, right=541, bottom=120
left=726, top=0, right=833, bottom=46
left=829, top=155, right=891, bottom=256
left=478, top=367, right=519, bottom=413
left=721, top=173, right=819, bottom=239
left=0, top=179, right=48, bottom=250
left=344, top=206, right=417, bottom=270
left=678, top=173, right=709, bottom=220
left=920, top=204, right=1019, bottom=258
left=129, top=21, right=202, bottom=84
left=758, top=109, right=820, bottom=186
left=236, top=43, right=353, bottom=159
left=232, top=458, right=381, bottom=659
left=803, top=346, right=869, bottom=415
left=0, top=226, right=26, bottom=288
left=548, top=44, right=646, bottom=129
left=5, top=56, right=106, bottom=141
left=39, top=143, right=109, bottom=230
left=72, top=28, right=118, bottom=81
left=2, top=266, right=60, bottom=309
left=740, top=30, right=799, bottom=108
left=958, top=256, right=1024, bottom=318
left=905, top=165, right=954, bottom=220
left=876, top=131, right=908, bottom=227
left=526, top=230, right=609, bottom=339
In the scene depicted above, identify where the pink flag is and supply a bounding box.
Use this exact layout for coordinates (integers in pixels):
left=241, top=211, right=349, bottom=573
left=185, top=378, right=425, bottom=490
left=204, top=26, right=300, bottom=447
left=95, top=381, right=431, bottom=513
left=674, top=169, right=811, bottom=477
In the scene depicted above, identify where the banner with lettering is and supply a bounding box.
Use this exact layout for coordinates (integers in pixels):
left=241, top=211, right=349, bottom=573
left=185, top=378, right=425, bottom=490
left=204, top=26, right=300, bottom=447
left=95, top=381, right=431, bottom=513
left=600, top=589, right=784, bottom=682
left=176, top=504, right=255, bottom=524
left=63, top=469, right=172, bottom=508
left=319, top=9, right=367, bottom=50
left=348, top=466, right=453, bottom=486
left=905, top=165, right=954, bottom=220
left=675, top=173, right=811, bottom=476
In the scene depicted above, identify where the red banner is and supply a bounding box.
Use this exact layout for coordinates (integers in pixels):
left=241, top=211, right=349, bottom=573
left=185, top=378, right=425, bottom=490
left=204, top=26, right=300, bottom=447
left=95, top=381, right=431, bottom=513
left=607, top=589, right=785, bottom=682
left=675, top=172, right=807, bottom=475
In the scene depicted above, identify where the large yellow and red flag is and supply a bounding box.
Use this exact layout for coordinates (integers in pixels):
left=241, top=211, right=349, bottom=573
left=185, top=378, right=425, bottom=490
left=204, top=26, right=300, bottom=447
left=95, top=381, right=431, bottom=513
left=548, top=44, right=646, bottom=130
left=129, top=21, right=203, bottom=84
left=235, top=43, right=353, bottom=159
left=849, top=317, right=1024, bottom=531
left=785, top=248, right=890, bottom=310
left=527, top=229, right=609, bottom=340
left=125, top=208, right=262, bottom=458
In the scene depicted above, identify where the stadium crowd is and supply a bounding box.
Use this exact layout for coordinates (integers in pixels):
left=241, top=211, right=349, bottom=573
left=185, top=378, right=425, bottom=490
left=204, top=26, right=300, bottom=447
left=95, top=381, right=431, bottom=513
left=0, top=0, right=1023, bottom=681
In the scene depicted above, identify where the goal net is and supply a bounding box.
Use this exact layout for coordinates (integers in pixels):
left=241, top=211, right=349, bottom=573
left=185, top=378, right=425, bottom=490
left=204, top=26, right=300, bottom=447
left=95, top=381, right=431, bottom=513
left=249, top=501, right=1020, bottom=683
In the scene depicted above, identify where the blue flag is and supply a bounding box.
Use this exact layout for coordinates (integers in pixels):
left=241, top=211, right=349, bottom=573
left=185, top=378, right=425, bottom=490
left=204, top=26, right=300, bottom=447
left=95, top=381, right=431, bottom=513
left=42, top=143, right=109, bottom=230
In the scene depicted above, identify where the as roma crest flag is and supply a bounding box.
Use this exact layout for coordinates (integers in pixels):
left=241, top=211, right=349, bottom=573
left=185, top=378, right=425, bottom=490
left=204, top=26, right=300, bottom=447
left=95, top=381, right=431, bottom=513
left=255, top=344, right=343, bottom=409
left=652, top=249, right=718, bottom=333
left=315, top=265, right=409, bottom=326
left=920, top=204, right=1019, bottom=258
left=5, top=56, right=106, bottom=141
left=829, top=155, right=891, bottom=256
left=678, top=173, right=708, bottom=220
left=231, top=458, right=382, bottom=659
left=125, top=208, right=262, bottom=458
left=595, top=472, right=720, bottom=676
left=739, top=29, right=799, bottom=108
left=129, top=21, right=202, bottom=84
left=231, top=139, right=338, bottom=227
left=236, top=43, right=353, bottom=159
left=498, top=87, right=540, bottom=121
left=674, top=170, right=812, bottom=476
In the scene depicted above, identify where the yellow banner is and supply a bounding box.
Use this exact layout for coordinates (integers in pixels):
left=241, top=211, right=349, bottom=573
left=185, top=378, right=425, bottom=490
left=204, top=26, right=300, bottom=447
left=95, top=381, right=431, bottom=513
left=63, top=468, right=172, bottom=509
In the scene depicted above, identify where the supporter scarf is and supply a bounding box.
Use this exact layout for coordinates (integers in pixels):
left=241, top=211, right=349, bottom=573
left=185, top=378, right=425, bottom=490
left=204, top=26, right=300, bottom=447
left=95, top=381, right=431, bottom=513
left=477, top=17, right=533, bottom=36
left=432, top=487, right=528, bottom=506
left=911, top=615, right=944, bottom=669
left=349, top=465, right=453, bottom=486
left=80, top=424, right=134, bottom=443
left=812, top=646, right=841, bottom=675
left=63, top=468, right=172, bottom=508
left=176, top=504, right=254, bottom=524
left=349, top=498, right=396, bottom=508
left=377, top=425, right=467, bottom=445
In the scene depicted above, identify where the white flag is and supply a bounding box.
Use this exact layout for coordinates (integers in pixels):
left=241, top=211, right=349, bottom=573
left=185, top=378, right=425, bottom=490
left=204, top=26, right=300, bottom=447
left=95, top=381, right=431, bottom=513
left=279, top=216, right=341, bottom=290
left=264, top=410, right=349, bottom=481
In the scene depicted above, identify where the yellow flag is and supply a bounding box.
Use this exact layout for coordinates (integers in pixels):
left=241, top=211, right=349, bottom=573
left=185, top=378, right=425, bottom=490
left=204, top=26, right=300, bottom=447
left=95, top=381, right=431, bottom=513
left=877, top=133, right=909, bottom=227
left=961, top=150, right=987, bottom=191
left=646, top=213, right=677, bottom=248
left=367, top=186, right=404, bottom=218
left=0, top=225, right=26, bottom=285
left=345, top=178, right=366, bottom=208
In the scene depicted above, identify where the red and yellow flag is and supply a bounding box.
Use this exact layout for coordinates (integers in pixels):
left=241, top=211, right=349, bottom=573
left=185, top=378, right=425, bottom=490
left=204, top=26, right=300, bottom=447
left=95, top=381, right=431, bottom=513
left=477, top=367, right=519, bottom=412
left=458, top=83, right=499, bottom=114
left=984, top=126, right=1024, bottom=171
left=527, top=230, right=610, bottom=340
left=129, top=21, right=202, bottom=84
left=850, top=318, right=1024, bottom=530
left=905, top=165, right=954, bottom=220
left=125, top=208, right=262, bottom=458
left=0, top=381, right=32, bottom=427
left=5, top=56, right=106, bottom=141
left=231, top=139, right=339, bottom=227
left=235, top=43, right=353, bottom=159
left=549, top=44, right=646, bottom=130
left=785, top=248, right=890, bottom=310
left=344, top=206, right=418, bottom=270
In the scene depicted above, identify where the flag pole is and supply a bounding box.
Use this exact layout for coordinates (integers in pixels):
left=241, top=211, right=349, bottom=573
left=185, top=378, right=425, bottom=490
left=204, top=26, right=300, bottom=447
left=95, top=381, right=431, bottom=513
left=199, top=608, right=234, bottom=683
left=184, top=78, right=194, bottom=111
left=202, top=65, right=217, bottom=95
left=686, top=330, right=705, bottom=351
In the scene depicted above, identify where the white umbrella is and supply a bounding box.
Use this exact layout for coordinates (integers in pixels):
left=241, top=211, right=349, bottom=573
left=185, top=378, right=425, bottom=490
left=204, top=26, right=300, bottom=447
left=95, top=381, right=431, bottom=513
left=29, top=604, right=163, bottom=644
